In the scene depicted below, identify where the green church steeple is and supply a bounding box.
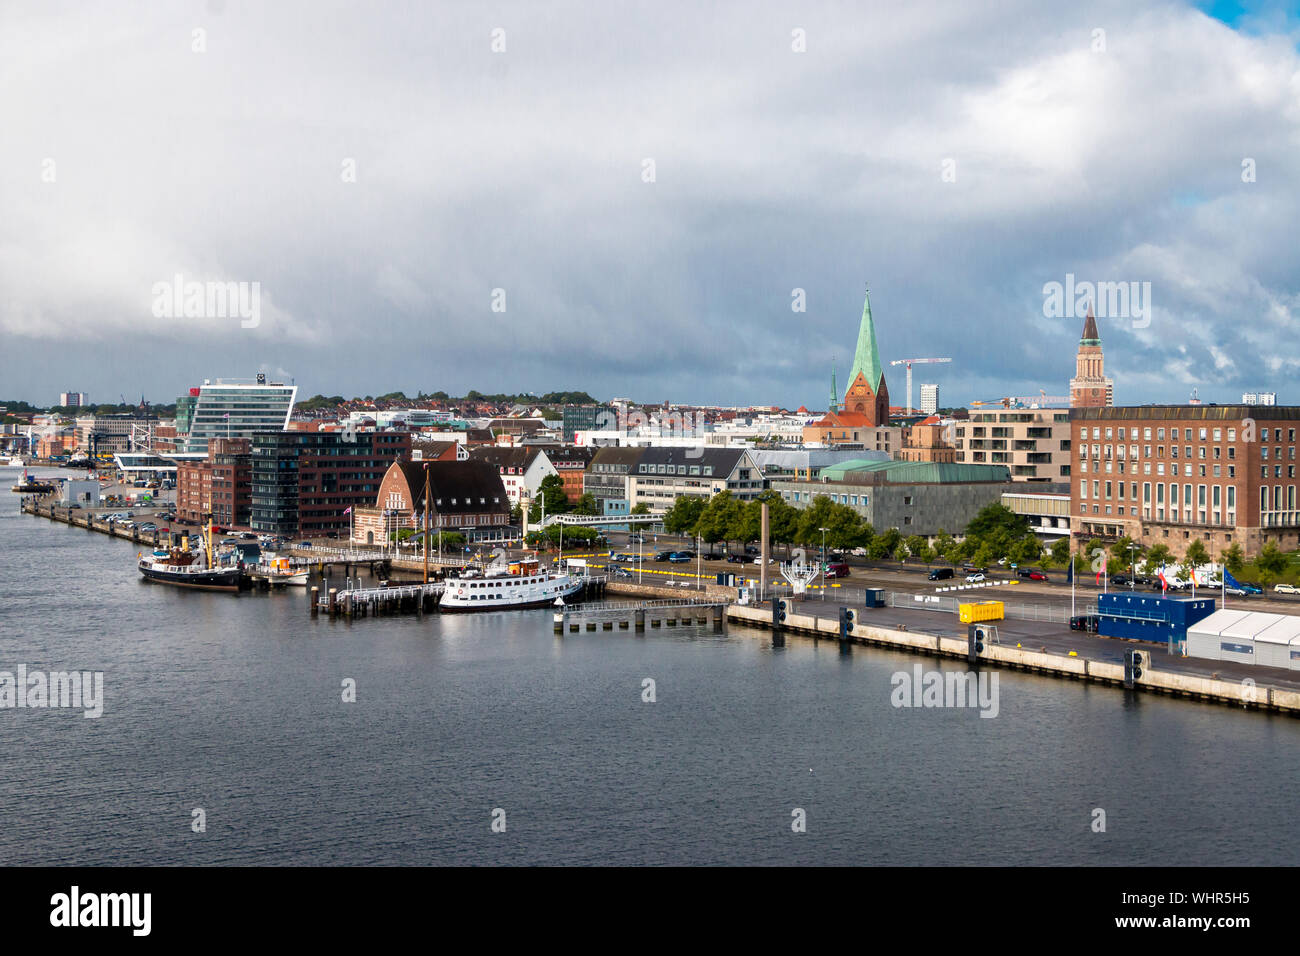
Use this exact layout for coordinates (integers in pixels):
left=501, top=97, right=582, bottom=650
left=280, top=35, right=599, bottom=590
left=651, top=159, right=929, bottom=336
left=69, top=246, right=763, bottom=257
left=846, top=287, right=884, bottom=395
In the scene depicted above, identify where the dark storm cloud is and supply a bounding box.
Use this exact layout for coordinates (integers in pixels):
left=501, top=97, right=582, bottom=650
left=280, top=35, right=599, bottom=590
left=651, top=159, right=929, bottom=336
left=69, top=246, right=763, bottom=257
left=1, top=0, right=1298, bottom=408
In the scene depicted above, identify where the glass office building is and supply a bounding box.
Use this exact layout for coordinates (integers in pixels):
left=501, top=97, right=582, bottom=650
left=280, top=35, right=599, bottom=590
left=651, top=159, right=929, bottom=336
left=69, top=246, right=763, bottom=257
left=181, top=378, right=298, bottom=455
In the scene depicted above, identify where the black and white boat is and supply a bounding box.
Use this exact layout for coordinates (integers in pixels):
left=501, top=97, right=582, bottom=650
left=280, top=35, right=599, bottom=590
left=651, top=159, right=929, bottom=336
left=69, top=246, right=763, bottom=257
left=138, top=522, right=243, bottom=592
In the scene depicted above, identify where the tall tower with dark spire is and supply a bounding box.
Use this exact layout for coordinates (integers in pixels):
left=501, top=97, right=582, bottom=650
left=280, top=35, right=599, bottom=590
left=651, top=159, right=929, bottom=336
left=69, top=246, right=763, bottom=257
left=1069, top=306, right=1113, bottom=407
left=843, top=288, right=890, bottom=425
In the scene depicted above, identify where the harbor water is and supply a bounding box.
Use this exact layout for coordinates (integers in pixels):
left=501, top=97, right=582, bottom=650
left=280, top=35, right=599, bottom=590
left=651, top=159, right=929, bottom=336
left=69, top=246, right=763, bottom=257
left=2, top=477, right=1298, bottom=865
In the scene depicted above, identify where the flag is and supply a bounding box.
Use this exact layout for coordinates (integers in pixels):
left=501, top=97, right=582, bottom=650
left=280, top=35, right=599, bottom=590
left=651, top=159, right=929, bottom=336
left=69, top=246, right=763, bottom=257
left=1096, top=569, right=1102, bottom=585
left=1224, top=568, right=1245, bottom=590
left=1158, top=568, right=1168, bottom=591
left=343, top=507, right=352, bottom=515
left=222, top=413, right=230, bottom=419
left=1065, top=559, right=1073, bottom=584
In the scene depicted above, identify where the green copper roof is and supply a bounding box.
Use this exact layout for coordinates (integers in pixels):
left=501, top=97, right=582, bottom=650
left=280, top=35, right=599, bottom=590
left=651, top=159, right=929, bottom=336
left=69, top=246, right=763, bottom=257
left=820, top=460, right=1012, bottom=483
left=847, top=290, right=884, bottom=394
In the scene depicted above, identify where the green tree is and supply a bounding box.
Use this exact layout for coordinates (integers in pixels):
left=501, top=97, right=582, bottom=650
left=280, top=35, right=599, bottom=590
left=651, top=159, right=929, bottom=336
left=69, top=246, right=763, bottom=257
left=1223, top=542, right=1245, bottom=574
left=663, top=495, right=706, bottom=535
left=1145, top=543, right=1172, bottom=574
left=1258, top=540, right=1287, bottom=575
left=1184, top=539, right=1210, bottom=569
left=527, top=474, right=570, bottom=523
left=965, top=503, right=1031, bottom=540
left=630, top=502, right=650, bottom=515
left=697, top=491, right=742, bottom=549
left=1049, top=537, right=1071, bottom=568
left=574, top=493, right=599, bottom=517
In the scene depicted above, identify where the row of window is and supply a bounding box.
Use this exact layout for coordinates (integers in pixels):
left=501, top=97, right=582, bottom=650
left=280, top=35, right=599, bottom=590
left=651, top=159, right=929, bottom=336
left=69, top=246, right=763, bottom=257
left=1082, top=425, right=1297, bottom=442
left=1082, top=460, right=1240, bottom=478
left=638, top=463, right=716, bottom=476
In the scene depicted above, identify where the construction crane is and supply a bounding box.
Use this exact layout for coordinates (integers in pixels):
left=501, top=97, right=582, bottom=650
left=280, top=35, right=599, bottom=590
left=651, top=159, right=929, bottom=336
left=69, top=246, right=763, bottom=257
left=889, top=357, right=951, bottom=415
left=971, top=390, right=1069, bottom=409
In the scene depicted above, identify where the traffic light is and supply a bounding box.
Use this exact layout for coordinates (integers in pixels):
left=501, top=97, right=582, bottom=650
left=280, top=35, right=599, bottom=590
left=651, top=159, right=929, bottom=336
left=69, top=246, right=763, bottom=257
left=772, top=598, right=787, bottom=629
left=1124, top=648, right=1143, bottom=686
left=839, top=607, right=855, bottom=639
left=967, top=624, right=985, bottom=663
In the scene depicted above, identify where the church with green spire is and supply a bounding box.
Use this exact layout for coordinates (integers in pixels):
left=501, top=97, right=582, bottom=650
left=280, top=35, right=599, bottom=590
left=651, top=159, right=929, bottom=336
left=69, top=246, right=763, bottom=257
left=841, top=289, right=890, bottom=425
left=804, top=288, right=892, bottom=445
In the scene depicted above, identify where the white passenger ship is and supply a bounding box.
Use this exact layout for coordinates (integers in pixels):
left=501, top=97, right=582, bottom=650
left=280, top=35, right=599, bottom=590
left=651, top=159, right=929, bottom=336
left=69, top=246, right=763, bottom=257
left=438, top=557, right=594, bottom=612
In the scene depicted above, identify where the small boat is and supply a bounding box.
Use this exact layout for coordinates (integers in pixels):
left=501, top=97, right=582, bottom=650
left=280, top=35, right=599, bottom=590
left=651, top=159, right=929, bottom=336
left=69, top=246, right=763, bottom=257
left=252, top=555, right=309, bottom=586
left=4, top=456, right=23, bottom=467
left=439, top=556, right=596, bottom=612
left=138, top=520, right=243, bottom=592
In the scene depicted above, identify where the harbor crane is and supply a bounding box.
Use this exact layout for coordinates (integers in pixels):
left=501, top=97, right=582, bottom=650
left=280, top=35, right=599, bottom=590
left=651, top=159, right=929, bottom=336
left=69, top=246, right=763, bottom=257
left=889, top=357, right=951, bottom=415
left=970, top=390, right=1069, bottom=409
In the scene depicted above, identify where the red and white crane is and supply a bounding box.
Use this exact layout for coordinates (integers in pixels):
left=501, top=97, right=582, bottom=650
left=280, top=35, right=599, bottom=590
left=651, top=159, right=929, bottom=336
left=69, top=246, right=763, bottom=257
left=889, top=357, right=951, bottom=415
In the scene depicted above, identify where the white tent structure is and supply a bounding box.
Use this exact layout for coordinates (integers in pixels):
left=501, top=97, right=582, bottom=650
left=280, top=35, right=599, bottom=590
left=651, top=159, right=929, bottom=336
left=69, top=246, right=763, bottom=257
left=1186, top=609, right=1300, bottom=670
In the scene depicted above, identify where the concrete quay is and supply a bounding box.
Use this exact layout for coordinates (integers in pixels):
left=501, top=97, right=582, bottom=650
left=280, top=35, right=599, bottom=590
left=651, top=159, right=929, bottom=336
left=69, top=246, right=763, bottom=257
left=728, top=603, right=1300, bottom=717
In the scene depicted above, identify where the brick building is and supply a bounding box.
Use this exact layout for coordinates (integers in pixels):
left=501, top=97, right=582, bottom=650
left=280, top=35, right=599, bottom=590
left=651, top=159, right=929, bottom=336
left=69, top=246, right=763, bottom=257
left=351, top=460, right=512, bottom=546
left=177, top=437, right=252, bottom=528
left=1071, top=405, right=1300, bottom=557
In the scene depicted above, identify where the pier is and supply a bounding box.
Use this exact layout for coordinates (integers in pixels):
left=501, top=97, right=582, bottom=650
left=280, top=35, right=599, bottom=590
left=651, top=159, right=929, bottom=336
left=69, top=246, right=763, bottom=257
left=553, top=598, right=728, bottom=634
left=314, top=576, right=609, bottom=619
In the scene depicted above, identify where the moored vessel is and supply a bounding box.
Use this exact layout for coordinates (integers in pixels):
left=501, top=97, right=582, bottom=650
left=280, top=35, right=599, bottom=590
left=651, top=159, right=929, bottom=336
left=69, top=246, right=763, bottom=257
left=438, top=556, right=598, bottom=612
left=138, top=520, right=243, bottom=592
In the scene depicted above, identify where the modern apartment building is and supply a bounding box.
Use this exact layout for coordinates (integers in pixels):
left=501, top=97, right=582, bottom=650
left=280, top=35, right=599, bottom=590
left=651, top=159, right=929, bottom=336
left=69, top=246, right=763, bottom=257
left=249, top=428, right=410, bottom=538
left=1071, top=405, right=1300, bottom=557
left=181, top=376, right=298, bottom=455
left=952, top=408, right=1071, bottom=482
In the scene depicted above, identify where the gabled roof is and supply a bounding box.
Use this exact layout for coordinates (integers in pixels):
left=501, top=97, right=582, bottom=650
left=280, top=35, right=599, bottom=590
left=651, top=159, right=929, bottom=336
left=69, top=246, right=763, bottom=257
left=466, top=445, right=549, bottom=471
left=390, top=460, right=509, bottom=514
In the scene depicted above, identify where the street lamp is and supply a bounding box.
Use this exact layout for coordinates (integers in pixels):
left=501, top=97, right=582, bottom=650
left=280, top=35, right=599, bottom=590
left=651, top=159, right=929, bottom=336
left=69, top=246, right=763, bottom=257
left=819, top=526, right=829, bottom=593
left=1127, top=543, right=1139, bottom=591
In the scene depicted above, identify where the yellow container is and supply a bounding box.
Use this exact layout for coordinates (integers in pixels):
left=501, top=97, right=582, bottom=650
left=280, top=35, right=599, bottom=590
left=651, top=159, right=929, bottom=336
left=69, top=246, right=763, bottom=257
left=959, top=600, right=1004, bottom=624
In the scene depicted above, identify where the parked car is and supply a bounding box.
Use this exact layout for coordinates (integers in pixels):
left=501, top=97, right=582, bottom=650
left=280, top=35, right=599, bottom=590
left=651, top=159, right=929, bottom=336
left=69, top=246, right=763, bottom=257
left=654, top=550, right=674, bottom=562
left=752, top=556, right=776, bottom=565
left=726, top=553, right=748, bottom=564
left=1274, top=583, right=1299, bottom=594
left=824, top=561, right=850, bottom=578
left=965, top=572, right=986, bottom=583
left=1024, top=569, right=1048, bottom=582
left=627, top=534, right=644, bottom=544
left=1112, top=574, right=1130, bottom=586
left=667, top=552, right=691, bottom=563
left=1070, top=614, right=1100, bottom=632
left=138, top=522, right=156, bottom=532
left=612, top=566, right=633, bottom=578
left=928, top=567, right=954, bottom=581
left=1240, top=582, right=1264, bottom=595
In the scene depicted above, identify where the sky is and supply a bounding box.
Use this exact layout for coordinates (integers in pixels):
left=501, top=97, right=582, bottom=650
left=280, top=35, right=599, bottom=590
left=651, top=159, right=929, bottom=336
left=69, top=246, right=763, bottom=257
left=2, top=0, right=1299, bottom=411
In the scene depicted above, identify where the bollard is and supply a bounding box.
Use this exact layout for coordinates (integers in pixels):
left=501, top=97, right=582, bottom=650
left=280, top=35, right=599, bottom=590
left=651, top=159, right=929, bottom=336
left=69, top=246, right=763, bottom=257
left=310, top=587, right=319, bottom=617
left=635, top=609, right=645, bottom=631
left=328, top=587, right=338, bottom=618
left=713, top=605, right=724, bottom=633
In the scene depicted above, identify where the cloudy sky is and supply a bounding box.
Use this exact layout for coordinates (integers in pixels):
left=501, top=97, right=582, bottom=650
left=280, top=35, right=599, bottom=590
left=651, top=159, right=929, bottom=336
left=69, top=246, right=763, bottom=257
left=2, top=0, right=1299, bottom=410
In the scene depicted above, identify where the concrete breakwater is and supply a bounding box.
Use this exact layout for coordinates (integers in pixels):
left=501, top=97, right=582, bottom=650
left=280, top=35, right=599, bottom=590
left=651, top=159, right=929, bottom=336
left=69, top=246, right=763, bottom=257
left=727, top=604, right=1300, bottom=716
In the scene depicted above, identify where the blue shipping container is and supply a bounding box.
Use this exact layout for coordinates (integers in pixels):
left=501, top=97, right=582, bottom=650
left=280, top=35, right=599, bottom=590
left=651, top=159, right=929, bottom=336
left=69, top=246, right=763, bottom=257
left=1097, top=593, right=1216, bottom=644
